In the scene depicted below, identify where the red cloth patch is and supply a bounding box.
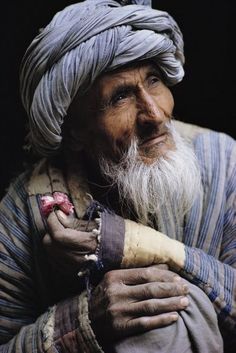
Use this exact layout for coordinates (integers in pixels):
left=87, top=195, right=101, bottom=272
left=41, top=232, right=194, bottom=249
left=41, top=192, right=74, bottom=217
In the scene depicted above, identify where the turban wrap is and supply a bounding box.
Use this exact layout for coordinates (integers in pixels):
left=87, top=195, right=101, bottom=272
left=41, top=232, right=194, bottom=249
left=20, top=0, right=185, bottom=156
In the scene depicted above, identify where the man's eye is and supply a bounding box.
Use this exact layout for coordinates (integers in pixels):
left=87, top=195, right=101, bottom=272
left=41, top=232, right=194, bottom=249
left=149, top=75, right=160, bottom=86
left=116, top=93, right=127, bottom=102
left=111, top=91, right=130, bottom=105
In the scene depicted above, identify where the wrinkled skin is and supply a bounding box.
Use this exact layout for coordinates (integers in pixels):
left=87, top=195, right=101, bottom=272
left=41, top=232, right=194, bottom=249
left=44, top=212, right=189, bottom=340
left=43, top=211, right=98, bottom=275
left=89, top=265, right=189, bottom=341
left=67, top=61, right=175, bottom=164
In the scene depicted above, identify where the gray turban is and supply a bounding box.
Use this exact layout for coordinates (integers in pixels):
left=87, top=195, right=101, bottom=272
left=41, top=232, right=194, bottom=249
left=20, top=0, right=185, bottom=156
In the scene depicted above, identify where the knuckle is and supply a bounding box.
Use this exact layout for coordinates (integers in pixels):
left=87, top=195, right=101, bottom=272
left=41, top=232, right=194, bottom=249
left=74, top=219, right=86, bottom=230
left=142, top=283, right=156, bottom=298
left=136, top=317, right=150, bottom=330
left=157, top=313, right=177, bottom=326
left=156, top=269, right=178, bottom=282
left=106, top=303, right=118, bottom=319
left=160, top=283, right=181, bottom=297
left=103, top=283, right=121, bottom=305
left=138, top=268, right=151, bottom=282
left=53, top=230, right=63, bottom=241
left=144, top=266, right=154, bottom=278
left=142, top=300, right=158, bottom=315
left=157, top=282, right=170, bottom=293
left=106, top=305, right=124, bottom=330
left=104, top=286, right=116, bottom=303
left=103, top=271, right=116, bottom=286
left=181, top=284, right=189, bottom=295
left=147, top=282, right=174, bottom=298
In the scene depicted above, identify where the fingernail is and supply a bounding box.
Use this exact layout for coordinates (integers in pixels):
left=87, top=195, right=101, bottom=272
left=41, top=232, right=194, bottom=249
left=171, top=313, right=179, bottom=321
left=182, top=284, right=189, bottom=294
left=57, top=210, right=67, bottom=219
left=174, top=276, right=182, bottom=282
left=180, top=297, right=189, bottom=307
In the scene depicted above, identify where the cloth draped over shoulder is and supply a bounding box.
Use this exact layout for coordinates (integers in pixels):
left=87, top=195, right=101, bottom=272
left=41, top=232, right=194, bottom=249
left=19, top=0, right=184, bottom=156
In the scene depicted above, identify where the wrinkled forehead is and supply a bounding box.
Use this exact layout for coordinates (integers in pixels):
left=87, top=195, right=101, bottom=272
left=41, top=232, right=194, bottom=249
left=91, top=60, right=162, bottom=94
left=68, top=60, right=163, bottom=117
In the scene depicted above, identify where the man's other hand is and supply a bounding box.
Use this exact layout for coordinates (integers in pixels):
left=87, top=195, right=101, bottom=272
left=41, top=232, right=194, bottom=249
left=89, top=265, right=189, bottom=342
left=43, top=211, right=98, bottom=275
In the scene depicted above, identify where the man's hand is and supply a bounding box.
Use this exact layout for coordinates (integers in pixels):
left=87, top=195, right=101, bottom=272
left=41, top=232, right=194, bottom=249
left=43, top=211, right=98, bottom=275
left=89, top=265, right=189, bottom=342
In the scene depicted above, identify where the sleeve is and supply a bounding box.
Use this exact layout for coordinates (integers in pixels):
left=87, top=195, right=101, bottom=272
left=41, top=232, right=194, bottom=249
left=182, top=136, right=236, bottom=332
left=0, top=173, right=103, bottom=353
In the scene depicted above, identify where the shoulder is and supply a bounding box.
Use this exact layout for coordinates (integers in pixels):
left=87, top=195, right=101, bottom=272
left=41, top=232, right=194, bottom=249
left=0, top=158, right=54, bottom=230
left=173, top=119, right=211, bottom=140
left=0, top=158, right=51, bottom=206
left=0, top=169, right=32, bottom=215
left=174, top=120, right=236, bottom=187
left=174, top=119, right=236, bottom=158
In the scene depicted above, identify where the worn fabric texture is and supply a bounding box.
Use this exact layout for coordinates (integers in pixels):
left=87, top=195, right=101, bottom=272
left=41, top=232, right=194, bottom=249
left=0, top=121, right=235, bottom=352
left=20, top=0, right=184, bottom=156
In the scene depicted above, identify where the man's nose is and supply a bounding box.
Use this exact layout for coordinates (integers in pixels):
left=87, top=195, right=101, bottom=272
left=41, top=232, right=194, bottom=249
left=136, top=88, right=164, bottom=129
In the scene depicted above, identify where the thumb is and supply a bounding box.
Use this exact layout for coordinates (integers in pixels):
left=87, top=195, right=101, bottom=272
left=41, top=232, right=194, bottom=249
left=56, top=210, right=79, bottom=229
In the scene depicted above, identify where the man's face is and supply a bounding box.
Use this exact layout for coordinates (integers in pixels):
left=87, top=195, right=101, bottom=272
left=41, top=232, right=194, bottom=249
left=67, top=62, right=200, bottom=224
left=69, top=62, right=175, bottom=164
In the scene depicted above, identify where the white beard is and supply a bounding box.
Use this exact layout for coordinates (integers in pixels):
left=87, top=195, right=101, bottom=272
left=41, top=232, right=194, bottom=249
left=99, top=122, right=202, bottom=226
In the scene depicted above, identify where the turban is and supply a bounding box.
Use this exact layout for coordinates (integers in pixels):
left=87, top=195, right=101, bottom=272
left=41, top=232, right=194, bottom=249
left=20, top=0, right=185, bottom=156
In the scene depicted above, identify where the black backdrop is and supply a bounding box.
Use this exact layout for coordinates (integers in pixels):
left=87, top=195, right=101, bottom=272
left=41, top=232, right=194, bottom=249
left=0, top=0, right=235, bottom=198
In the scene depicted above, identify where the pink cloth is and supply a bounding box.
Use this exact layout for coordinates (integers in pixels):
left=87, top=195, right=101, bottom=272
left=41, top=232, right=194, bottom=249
left=41, top=192, right=74, bottom=217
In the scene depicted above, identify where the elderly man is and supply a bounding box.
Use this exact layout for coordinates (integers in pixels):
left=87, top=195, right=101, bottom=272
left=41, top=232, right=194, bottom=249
left=0, top=0, right=235, bottom=352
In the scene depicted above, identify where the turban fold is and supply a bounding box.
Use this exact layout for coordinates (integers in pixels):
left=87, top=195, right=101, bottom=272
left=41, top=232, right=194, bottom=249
left=20, top=0, right=185, bottom=156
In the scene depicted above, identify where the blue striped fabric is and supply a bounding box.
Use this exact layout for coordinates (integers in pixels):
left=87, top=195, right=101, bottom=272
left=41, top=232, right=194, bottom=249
left=182, top=132, right=236, bottom=330
left=0, top=127, right=235, bottom=351
left=0, top=172, right=47, bottom=351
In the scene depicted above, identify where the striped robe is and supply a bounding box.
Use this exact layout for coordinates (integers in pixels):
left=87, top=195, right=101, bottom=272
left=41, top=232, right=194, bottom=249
left=0, top=122, right=235, bottom=352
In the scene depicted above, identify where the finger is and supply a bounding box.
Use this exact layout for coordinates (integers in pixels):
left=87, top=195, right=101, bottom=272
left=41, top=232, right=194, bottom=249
left=154, top=264, right=169, bottom=271
left=106, top=267, right=182, bottom=285
left=47, top=216, right=97, bottom=250
left=56, top=210, right=81, bottom=228
left=57, top=228, right=97, bottom=248
left=50, top=230, right=97, bottom=252
left=43, top=240, right=89, bottom=267
left=56, top=210, right=97, bottom=232
left=47, top=211, right=65, bottom=233
left=42, top=233, right=53, bottom=247
left=128, top=282, right=189, bottom=300
left=127, top=296, right=189, bottom=316
left=126, top=312, right=179, bottom=335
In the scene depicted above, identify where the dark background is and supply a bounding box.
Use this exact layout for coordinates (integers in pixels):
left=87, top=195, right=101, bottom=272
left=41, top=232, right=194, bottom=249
left=0, top=0, right=235, bottom=198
